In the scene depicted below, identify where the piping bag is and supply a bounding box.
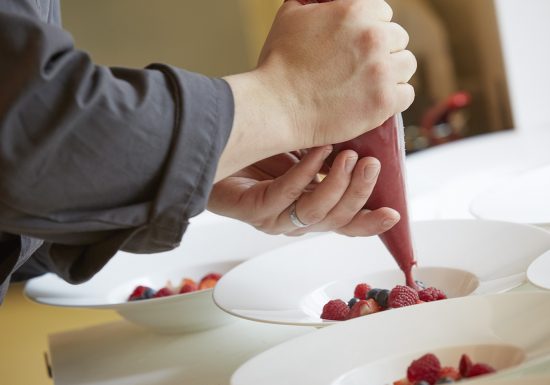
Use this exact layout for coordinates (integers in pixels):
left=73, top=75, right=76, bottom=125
left=289, top=0, right=417, bottom=288
left=325, top=115, right=417, bottom=288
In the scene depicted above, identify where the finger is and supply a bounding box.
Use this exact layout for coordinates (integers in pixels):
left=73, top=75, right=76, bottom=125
left=254, top=152, right=300, bottom=178
left=288, top=149, right=358, bottom=227
left=386, top=22, right=410, bottom=53
left=266, top=145, right=332, bottom=210
left=352, top=0, right=393, bottom=22
left=391, top=49, right=417, bottom=83
left=395, top=82, right=415, bottom=113
left=307, top=157, right=381, bottom=232
left=335, top=207, right=400, bottom=237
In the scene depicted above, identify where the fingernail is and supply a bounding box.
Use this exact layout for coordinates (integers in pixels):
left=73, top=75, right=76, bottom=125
left=364, top=163, right=380, bottom=181
left=345, top=157, right=357, bottom=173
left=322, top=145, right=333, bottom=159
left=382, top=216, right=399, bottom=229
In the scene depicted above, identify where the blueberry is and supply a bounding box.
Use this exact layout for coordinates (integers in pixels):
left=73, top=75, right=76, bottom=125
left=347, top=297, right=360, bottom=308
left=142, top=287, right=156, bottom=299
left=366, top=288, right=381, bottom=300
left=436, top=378, right=455, bottom=384
left=415, top=280, right=427, bottom=289
left=374, top=289, right=390, bottom=308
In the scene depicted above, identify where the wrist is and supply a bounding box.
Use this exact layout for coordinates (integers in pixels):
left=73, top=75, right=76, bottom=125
left=216, top=69, right=303, bottom=181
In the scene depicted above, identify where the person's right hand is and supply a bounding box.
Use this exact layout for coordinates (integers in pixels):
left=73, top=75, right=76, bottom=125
left=217, top=0, right=416, bottom=182
left=257, top=0, right=416, bottom=147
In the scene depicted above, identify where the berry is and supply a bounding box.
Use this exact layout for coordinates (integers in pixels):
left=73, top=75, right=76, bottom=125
left=438, top=366, right=460, bottom=381
left=153, top=287, right=174, bottom=298
left=128, top=285, right=155, bottom=301
left=179, top=278, right=198, bottom=294
left=458, top=354, right=473, bottom=377
left=435, top=378, right=455, bottom=384
left=367, top=288, right=381, bottom=300
left=321, top=299, right=350, bottom=320
left=393, top=379, right=412, bottom=385
left=347, top=297, right=360, bottom=308
left=467, top=363, right=495, bottom=378
left=354, top=283, right=372, bottom=300
left=199, top=273, right=222, bottom=290
left=348, top=299, right=382, bottom=319
left=407, top=353, right=441, bottom=385
left=389, top=285, right=420, bottom=308
left=419, top=287, right=447, bottom=302
left=200, top=273, right=222, bottom=282
left=374, top=289, right=390, bottom=308
left=415, top=280, right=427, bottom=289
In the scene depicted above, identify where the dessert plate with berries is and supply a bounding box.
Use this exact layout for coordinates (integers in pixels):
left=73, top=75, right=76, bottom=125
left=214, top=219, right=550, bottom=326
left=25, top=213, right=311, bottom=333
left=230, top=292, right=550, bottom=385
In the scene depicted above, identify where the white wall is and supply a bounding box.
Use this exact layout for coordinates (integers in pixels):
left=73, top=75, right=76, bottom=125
left=494, top=0, right=550, bottom=131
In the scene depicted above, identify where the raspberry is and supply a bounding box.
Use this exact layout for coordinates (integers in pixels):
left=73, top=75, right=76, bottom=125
left=438, top=366, right=461, bottom=381
left=354, top=283, right=372, bottom=300
left=348, top=298, right=382, bottom=319
left=407, top=353, right=441, bottom=385
left=418, top=287, right=447, bottom=302
left=321, top=299, right=350, bottom=320
left=153, top=287, right=174, bottom=298
left=389, top=285, right=420, bottom=308
left=458, top=354, right=473, bottom=377
left=467, top=363, right=495, bottom=378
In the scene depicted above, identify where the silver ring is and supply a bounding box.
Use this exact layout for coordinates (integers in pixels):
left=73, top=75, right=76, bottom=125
left=289, top=201, right=309, bottom=228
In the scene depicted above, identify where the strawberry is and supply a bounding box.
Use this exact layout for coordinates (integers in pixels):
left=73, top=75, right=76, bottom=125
left=418, top=287, right=447, bottom=302
left=407, top=353, right=441, bottom=385
left=393, top=378, right=412, bottom=385
left=459, top=354, right=473, bottom=377
left=199, top=273, right=222, bottom=290
left=438, top=366, right=461, bottom=381
left=467, top=363, right=496, bottom=378
left=321, top=299, right=350, bottom=320
left=389, top=285, right=420, bottom=308
left=354, top=283, right=372, bottom=300
left=348, top=298, right=382, bottom=319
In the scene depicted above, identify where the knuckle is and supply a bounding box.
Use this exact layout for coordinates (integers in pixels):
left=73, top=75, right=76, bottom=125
left=301, top=209, right=324, bottom=224
left=372, top=85, right=396, bottom=113
left=368, top=59, right=391, bottom=81
left=283, top=187, right=303, bottom=202
left=359, top=27, right=386, bottom=52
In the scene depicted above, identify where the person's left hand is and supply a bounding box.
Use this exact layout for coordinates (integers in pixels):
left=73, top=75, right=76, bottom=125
left=208, top=146, right=400, bottom=236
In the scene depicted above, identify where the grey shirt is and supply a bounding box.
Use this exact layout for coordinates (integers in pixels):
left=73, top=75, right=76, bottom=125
left=0, top=0, right=234, bottom=300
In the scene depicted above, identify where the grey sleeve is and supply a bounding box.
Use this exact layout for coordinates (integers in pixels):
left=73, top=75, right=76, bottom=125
left=0, top=2, right=234, bottom=283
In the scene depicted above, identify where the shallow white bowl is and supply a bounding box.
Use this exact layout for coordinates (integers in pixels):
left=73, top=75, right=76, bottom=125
left=231, top=292, right=550, bottom=385
left=214, top=219, right=550, bottom=327
left=25, top=213, right=310, bottom=334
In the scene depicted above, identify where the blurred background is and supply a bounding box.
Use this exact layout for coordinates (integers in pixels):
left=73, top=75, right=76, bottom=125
left=61, top=0, right=513, bottom=153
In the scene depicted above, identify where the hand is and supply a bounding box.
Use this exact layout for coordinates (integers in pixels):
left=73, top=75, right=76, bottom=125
left=218, top=0, right=416, bottom=181
left=208, top=146, right=400, bottom=236
left=257, top=0, right=417, bottom=146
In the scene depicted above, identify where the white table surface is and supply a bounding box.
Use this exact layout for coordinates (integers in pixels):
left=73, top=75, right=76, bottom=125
left=48, top=128, right=550, bottom=385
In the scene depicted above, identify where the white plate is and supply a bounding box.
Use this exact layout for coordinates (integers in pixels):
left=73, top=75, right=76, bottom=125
left=25, top=214, right=311, bottom=334
left=231, top=292, right=550, bottom=385
left=470, top=164, right=550, bottom=229
left=214, top=220, right=550, bottom=327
